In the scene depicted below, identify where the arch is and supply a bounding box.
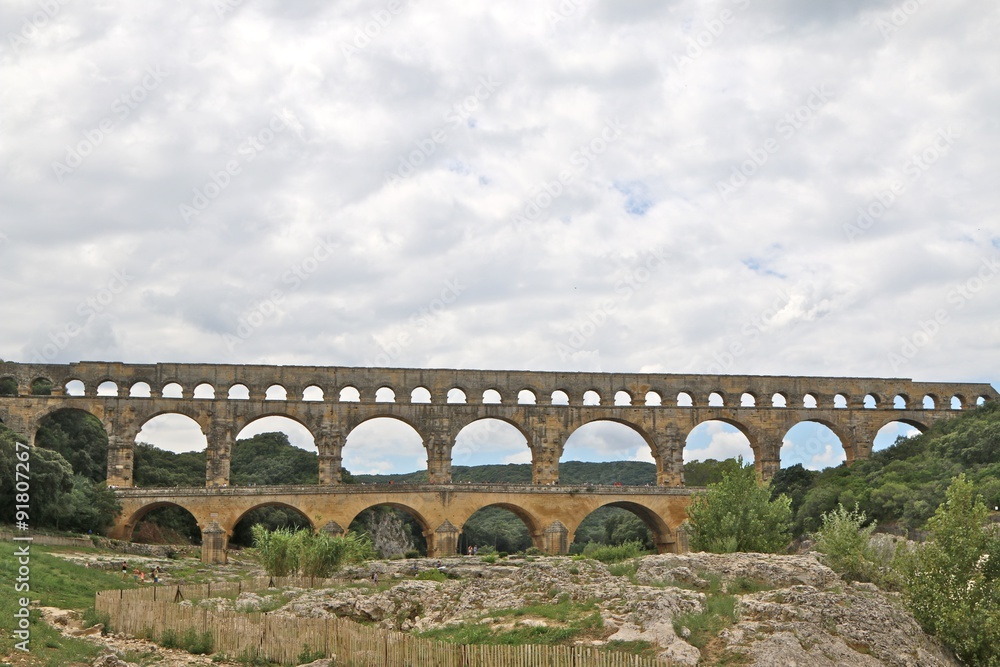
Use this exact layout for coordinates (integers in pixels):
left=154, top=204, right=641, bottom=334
left=120, top=501, right=201, bottom=543
left=228, top=384, right=250, bottom=400
left=863, top=393, right=879, bottom=409
left=410, top=387, right=431, bottom=404
left=780, top=421, right=847, bottom=470
left=685, top=419, right=755, bottom=464
left=375, top=387, right=396, bottom=403
left=193, top=383, right=215, bottom=399
left=235, top=415, right=318, bottom=483
left=572, top=501, right=671, bottom=553
left=951, top=395, right=964, bottom=410
left=447, top=388, right=467, bottom=404
left=771, top=393, right=787, bottom=408
left=31, top=377, right=54, bottom=395
left=873, top=419, right=927, bottom=452
left=677, top=391, right=693, bottom=407
left=303, top=385, right=325, bottom=401
left=922, top=394, right=937, bottom=410
left=644, top=391, right=662, bottom=406
left=161, top=382, right=184, bottom=399
left=459, top=503, right=538, bottom=554
left=740, top=392, right=756, bottom=407
left=977, top=396, right=988, bottom=406
left=343, top=416, right=425, bottom=475
left=517, top=389, right=537, bottom=405
left=129, top=381, right=152, bottom=398
left=453, top=418, right=531, bottom=468
left=348, top=503, right=430, bottom=557
left=562, top=419, right=655, bottom=467
left=339, top=386, right=361, bottom=402
left=614, top=390, right=632, bottom=406
left=551, top=390, right=570, bottom=406
left=265, top=384, right=287, bottom=401
left=136, top=413, right=208, bottom=454
left=582, top=390, right=601, bottom=406
left=482, top=389, right=502, bottom=404
left=65, top=379, right=85, bottom=396
left=0, top=376, right=17, bottom=396
left=833, top=394, right=847, bottom=409
left=229, top=502, right=315, bottom=547
left=893, top=394, right=908, bottom=409
left=708, top=392, right=724, bottom=407
left=97, top=381, right=119, bottom=397
left=803, top=393, right=817, bottom=409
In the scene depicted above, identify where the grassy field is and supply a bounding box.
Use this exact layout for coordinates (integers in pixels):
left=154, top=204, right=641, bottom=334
left=0, top=543, right=138, bottom=667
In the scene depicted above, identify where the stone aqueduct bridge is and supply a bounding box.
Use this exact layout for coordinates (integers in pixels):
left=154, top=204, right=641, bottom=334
left=0, top=361, right=996, bottom=562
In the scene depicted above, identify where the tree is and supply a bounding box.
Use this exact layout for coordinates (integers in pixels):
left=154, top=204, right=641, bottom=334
left=685, top=457, right=792, bottom=553
left=895, top=475, right=1000, bottom=666
left=35, top=409, right=109, bottom=482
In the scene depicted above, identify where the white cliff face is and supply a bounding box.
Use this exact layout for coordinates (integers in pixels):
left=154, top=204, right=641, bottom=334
left=193, top=553, right=959, bottom=667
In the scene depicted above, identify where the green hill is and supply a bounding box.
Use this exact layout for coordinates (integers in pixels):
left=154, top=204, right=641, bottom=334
left=776, top=401, right=1000, bottom=535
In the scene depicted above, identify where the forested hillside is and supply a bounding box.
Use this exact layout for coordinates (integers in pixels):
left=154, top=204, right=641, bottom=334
left=773, top=401, right=1000, bottom=535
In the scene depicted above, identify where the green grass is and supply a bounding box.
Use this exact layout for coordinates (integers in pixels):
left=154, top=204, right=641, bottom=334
left=0, top=545, right=138, bottom=666
left=672, top=591, right=738, bottom=650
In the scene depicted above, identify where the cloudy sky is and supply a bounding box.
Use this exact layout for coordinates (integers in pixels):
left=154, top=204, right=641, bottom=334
left=1, top=0, right=996, bottom=474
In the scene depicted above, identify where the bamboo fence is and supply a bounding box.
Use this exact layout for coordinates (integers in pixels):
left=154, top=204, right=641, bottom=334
left=96, top=581, right=674, bottom=667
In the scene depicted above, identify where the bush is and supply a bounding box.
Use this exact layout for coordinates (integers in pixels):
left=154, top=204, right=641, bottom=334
left=415, top=569, right=447, bottom=582
left=251, top=526, right=376, bottom=577
left=814, top=503, right=878, bottom=582
left=895, top=475, right=1000, bottom=666
left=685, top=458, right=792, bottom=553
left=251, top=525, right=299, bottom=576
left=582, top=540, right=646, bottom=563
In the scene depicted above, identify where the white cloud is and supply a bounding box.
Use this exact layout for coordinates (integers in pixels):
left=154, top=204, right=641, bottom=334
left=2, top=0, right=997, bottom=474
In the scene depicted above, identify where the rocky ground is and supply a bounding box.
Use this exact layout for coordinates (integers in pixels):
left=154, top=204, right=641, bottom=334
left=44, top=551, right=959, bottom=667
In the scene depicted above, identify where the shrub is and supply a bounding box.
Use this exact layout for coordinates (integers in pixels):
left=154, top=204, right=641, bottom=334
left=685, top=457, right=792, bottom=553
left=252, top=526, right=375, bottom=577
left=583, top=540, right=646, bottom=563
left=894, top=475, right=1000, bottom=666
left=415, top=569, right=448, bottom=582
left=481, top=554, right=498, bottom=564
left=814, top=503, right=878, bottom=582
